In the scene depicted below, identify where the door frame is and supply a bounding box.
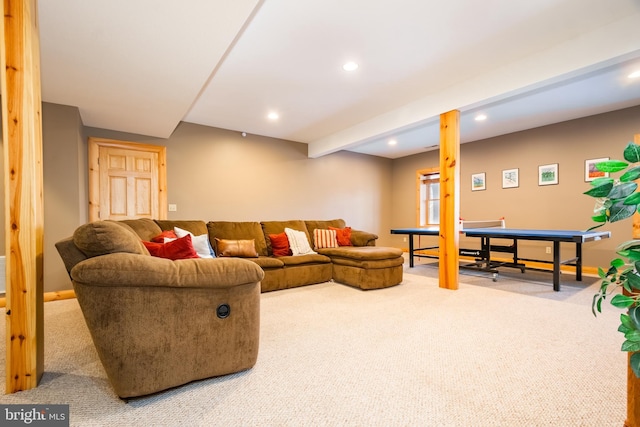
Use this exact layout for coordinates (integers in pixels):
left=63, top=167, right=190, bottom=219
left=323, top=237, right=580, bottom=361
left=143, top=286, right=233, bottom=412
left=88, top=137, right=167, bottom=221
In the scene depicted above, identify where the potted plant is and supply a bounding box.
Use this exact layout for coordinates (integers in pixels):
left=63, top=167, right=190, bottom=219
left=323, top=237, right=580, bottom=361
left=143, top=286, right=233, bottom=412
left=583, top=140, right=640, bottom=426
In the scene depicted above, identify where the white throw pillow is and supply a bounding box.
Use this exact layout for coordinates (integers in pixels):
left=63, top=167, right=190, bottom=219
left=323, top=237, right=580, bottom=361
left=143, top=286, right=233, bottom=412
left=174, top=227, right=215, bottom=258
left=284, top=228, right=316, bottom=256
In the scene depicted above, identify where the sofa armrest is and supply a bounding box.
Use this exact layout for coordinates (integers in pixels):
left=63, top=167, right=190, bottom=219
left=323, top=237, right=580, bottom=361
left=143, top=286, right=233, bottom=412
left=350, top=229, right=378, bottom=247
left=71, top=253, right=265, bottom=289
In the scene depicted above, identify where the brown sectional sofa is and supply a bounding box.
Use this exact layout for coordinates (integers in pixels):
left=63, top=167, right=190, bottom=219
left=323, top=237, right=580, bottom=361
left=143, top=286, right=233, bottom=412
left=60, top=217, right=404, bottom=293
left=158, top=217, right=404, bottom=291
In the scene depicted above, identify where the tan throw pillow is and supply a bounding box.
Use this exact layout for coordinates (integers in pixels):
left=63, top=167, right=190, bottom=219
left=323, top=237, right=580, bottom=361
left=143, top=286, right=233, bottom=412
left=215, top=238, right=259, bottom=258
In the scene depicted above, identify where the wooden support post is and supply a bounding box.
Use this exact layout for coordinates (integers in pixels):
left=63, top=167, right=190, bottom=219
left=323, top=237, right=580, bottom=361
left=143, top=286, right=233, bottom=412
left=1, top=0, right=45, bottom=393
left=438, top=110, right=460, bottom=290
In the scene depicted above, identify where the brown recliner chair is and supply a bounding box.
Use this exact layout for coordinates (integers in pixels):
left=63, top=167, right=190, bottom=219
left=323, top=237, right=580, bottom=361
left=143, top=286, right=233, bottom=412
left=55, top=220, right=264, bottom=399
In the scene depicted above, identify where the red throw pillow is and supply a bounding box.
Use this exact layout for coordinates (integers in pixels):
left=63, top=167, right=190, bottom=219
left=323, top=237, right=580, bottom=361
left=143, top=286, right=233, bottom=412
left=269, top=232, right=292, bottom=256
left=329, top=226, right=352, bottom=246
left=143, top=234, right=199, bottom=260
left=151, top=230, right=178, bottom=243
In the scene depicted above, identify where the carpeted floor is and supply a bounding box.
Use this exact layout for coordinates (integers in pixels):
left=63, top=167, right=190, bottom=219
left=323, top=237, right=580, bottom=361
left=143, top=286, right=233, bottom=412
left=0, top=265, right=628, bottom=426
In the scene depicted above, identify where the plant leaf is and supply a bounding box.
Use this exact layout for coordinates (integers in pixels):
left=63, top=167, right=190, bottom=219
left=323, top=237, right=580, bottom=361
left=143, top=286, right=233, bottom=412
left=630, top=306, right=640, bottom=330
left=611, top=294, right=636, bottom=308
left=584, top=181, right=614, bottom=198
left=591, top=214, right=608, bottom=223
left=620, top=250, right=640, bottom=262
left=624, top=142, right=640, bottom=163
left=616, top=241, right=640, bottom=252
left=621, top=166, right=640, bottom=182
left=590, top=177, right=615, bottom=187
left=609, top=201, right=638, bottom=223
left=596, top=160, right=629, bottom=173
left=627, top=272, right=640, bottom=291
left=622, top=313, right=635, bottom=329
left=624, top=192, right=640, bottom=206
left=631, top=352, right=640, bottom=378
left=612, top=258, right=626, bottom=268
left=622, top=340, right=640, bottom=352
left=609, top=182, right=639, bottom=200
left=625, top=330, right=640, bottom=342
left=592, top=294, right=601, bottom=316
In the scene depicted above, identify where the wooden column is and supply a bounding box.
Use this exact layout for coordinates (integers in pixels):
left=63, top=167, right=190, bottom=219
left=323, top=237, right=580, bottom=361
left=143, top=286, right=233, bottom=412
left=438, top=110, right=460, bottom=290
left=1, top=0, right=45, bottom=392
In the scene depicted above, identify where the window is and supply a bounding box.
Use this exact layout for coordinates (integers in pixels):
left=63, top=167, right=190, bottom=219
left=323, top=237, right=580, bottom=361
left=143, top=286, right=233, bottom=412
left=417, top=169, right=440, bottom=226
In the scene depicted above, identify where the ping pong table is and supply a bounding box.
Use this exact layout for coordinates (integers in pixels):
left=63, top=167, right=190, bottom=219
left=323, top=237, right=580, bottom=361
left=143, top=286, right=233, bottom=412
left=390, top=220, right=610, bottom=291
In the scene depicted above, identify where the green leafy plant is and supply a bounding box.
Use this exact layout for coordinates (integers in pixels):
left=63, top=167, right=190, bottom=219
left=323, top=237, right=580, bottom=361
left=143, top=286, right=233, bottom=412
left=584, top=141, right=640, bottom=377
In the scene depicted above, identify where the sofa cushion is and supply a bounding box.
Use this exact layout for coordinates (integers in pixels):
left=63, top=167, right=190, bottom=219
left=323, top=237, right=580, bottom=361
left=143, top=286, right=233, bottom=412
left=285, top=228, right=316, bottom=256
left=119, top=218, right=163, bottom=241
left=215, top=238, right=259, bottom=258
left=313, top=229, right=338, bottom=249
left=208, top=221, right=269, bottom=257
left=143, top=235, right=199, bottom=260
left=277, top=253, right=332, bottom=266
left=268, top=232, right=292, bottom=257
left=74, top=220, right=149, bottom=258
left=317, top=246, right=403, bottom=261
left=247, top=256, right=285, bottom=269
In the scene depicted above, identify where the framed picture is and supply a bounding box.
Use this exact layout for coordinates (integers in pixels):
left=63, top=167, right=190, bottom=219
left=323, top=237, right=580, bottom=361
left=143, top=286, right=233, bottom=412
left=471, top=172, right=486, bottom=191
left=502, top=168, right=519, bottom=189
left=538, top=163, right=558, bottom=186
left=585, top=157, right=609, bottom=182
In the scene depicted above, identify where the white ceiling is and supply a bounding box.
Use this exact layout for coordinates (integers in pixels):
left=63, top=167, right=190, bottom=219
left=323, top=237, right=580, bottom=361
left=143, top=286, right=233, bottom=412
left=35, top=0, right=640, bottom=159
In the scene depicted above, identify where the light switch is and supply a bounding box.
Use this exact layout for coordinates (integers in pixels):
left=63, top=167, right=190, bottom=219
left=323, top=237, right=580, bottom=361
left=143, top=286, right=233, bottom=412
left=168, top=204, right=177, bottom=212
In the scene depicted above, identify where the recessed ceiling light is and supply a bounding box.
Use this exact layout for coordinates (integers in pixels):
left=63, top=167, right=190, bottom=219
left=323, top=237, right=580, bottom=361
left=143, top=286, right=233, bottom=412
left=343, top=61, right=359, bottom=72
left=628, top=70, right=640, bottom=79
left=388, top=139, right=397, bottom=146
left=475, top=114, right=487, bottom=121
left=267, top=112, right=279, bottom=121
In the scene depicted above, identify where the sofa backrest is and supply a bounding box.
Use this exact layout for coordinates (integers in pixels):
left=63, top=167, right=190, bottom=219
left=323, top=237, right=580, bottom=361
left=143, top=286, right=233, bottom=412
left=155, top=220, right=208, bottom=237
left=119, top=218, right=163, bottom=241
left=207, top=221, right=269, bottom=257
left=261, top=220, right=312, bottom=256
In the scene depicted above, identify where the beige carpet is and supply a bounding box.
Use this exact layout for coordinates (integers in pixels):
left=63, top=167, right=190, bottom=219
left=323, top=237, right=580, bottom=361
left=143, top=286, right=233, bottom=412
left=0, top=268, right=628, bottom=426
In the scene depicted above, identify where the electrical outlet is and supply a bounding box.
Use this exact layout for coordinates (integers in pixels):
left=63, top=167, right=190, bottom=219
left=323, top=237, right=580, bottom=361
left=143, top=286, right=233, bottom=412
left=168, top=204, right=177, bottom=212
left=545, top=247, right=551, bottom=254
left=403, top=237, right=407, bottom=242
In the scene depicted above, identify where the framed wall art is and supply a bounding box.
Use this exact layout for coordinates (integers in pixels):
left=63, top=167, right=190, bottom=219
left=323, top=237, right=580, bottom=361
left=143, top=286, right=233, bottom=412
left=585, top=157, right=609, bottom=182
left=538, top=163, right=558, bottom=186
left=471, top=172, right=486, bottom=191
left=502, top=168, right=519, bottom=189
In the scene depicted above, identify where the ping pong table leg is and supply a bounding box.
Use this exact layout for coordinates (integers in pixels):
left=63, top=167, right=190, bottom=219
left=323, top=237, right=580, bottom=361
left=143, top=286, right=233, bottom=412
left=553, top=241, right=560, bottom=291
left=409, top=234, right=414, bottom=268
left=576, top=242, right=582, bottom=281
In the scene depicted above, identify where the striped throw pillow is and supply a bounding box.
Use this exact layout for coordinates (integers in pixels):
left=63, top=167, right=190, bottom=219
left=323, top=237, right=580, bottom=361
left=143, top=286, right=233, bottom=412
left=314, top=228, right=338, bottom=249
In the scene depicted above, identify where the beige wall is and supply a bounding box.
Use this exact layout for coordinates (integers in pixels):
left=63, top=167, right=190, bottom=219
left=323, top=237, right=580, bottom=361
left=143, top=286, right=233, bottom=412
left=390, top=105, right=640, bottom=267
left=3, top=102, right=639, bottom=292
